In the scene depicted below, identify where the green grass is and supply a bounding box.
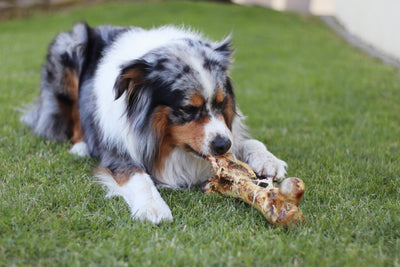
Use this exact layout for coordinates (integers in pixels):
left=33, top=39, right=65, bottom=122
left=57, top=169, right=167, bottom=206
left=1, top=1, right=399, bottom=266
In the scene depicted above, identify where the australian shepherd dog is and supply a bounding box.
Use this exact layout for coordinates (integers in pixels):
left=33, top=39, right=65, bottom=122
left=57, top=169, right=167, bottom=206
left=22, top=23, right=287, bottom=224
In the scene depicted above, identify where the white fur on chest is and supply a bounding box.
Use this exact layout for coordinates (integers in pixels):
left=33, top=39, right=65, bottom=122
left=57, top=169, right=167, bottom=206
left=158, top=148, right=212, bottom=189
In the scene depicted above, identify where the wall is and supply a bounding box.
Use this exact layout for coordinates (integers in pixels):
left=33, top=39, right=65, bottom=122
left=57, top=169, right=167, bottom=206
left=335, top=0, right=400, bottom=61
left=232, top=0, right=335, bottom=15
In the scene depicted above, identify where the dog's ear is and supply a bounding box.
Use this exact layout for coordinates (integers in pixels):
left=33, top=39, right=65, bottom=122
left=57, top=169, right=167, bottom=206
left=214, top=36, right=234, bottom=71
left=214, top=36, right=234, bottom=57
left=114, top=59, right=151, bottom=100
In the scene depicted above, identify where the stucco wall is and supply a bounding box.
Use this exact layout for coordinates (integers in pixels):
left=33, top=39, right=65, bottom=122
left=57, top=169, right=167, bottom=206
left=335, top=0, right=400, bottom=61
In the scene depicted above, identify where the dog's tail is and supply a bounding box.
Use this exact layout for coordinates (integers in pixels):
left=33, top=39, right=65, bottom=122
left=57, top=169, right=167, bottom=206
left=21, top=23, right=88, bottom=142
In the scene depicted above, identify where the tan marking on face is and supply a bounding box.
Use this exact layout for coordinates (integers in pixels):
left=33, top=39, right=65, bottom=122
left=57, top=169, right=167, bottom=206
left=169, top=117, right=209, bottom=154
left=152, top=107, right=209, bottom=178
left=222, top=94, right=235, bottom=129
left=189, top=93, right=204, bottom=107
left=215, top=88, right=224, bottom=104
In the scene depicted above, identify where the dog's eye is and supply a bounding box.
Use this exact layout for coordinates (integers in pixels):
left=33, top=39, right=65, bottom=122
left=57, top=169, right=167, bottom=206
left=214, top=98, right=227, bottom=110
left=180, top=105, right=199, bottom=114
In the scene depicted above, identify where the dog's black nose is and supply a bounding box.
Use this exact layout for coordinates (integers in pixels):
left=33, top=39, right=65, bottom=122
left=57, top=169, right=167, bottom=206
left=211, top=136, right=232, bottom=155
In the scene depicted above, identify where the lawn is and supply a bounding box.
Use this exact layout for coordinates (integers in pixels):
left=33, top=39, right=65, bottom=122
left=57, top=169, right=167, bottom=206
left=1, top=1, right=399, bottom=266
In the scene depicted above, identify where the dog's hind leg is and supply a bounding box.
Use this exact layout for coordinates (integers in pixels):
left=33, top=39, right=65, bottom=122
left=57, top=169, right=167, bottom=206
left=21, top=23, right=87, bottom=144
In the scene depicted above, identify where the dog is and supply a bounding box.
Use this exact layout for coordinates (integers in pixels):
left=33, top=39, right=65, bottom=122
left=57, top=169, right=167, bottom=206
left=21, top=23, right=287, bottom=224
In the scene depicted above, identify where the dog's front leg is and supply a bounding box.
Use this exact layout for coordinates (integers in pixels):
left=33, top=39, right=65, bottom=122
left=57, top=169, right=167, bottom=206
left=239, top=139, right=287, bottom=181
left=96, top=168, right=173, bottom=224
left=231, top=115, right=287, bottom=181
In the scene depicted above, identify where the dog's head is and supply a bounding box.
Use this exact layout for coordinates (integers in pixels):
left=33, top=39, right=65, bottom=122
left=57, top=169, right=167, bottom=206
left=114, top=37, right=236, bottom=160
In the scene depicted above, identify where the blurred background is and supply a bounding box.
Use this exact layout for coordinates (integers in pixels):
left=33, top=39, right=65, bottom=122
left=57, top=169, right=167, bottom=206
left=1, top=0, right=399, bottom=69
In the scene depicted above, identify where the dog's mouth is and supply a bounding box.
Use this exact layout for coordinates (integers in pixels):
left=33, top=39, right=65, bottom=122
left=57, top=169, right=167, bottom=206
left=184, top=144, right=207, bottom=159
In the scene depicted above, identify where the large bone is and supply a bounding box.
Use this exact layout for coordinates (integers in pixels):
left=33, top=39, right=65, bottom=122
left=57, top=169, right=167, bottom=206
left=202, top=154, right=305, bottom=226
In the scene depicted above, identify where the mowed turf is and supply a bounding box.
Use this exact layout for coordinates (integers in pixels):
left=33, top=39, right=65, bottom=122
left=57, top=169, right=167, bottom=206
left=0, top=1, right=399, bottom=266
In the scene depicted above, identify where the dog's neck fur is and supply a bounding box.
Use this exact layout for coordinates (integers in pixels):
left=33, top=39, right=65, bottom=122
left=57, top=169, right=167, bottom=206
left=155, top=147, right=212, bottom=189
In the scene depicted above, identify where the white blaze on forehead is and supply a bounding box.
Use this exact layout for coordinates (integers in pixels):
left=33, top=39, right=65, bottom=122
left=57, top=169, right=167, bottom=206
left=202, top=115, right=233, bottom=154
left=198, top=68, right=215, bottom=99
left=185, top=55, right=216, bottom=99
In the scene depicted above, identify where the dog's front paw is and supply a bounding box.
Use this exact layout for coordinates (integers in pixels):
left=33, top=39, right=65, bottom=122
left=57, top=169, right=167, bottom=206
left=133, top=197, right=173, bottom=224
left=248, top=152, right=287, bottom=181
left=242, top=139, right=287, bottom=181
